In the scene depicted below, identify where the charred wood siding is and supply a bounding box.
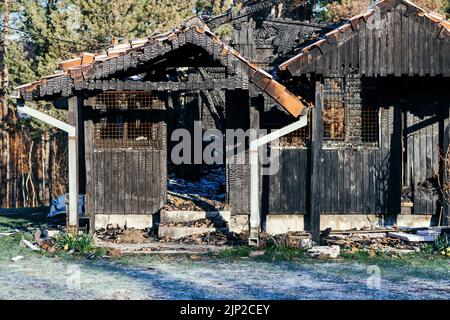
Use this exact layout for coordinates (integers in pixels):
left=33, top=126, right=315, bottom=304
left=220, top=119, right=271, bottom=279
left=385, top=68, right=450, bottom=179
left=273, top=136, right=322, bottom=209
left=89, top=147, right=165, bottom=215
left=84, top=93, right=167, bottom=216
left=282, top=2, right=450, bottom=77
left=266, top=77, right=450, bottom=215
left=226, top=89, right=251, bottom=214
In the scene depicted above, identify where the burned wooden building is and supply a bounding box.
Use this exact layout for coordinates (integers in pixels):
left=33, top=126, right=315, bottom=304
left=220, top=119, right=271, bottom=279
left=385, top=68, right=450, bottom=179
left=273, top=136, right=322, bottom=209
left=16, top=0, right=450, bottom=240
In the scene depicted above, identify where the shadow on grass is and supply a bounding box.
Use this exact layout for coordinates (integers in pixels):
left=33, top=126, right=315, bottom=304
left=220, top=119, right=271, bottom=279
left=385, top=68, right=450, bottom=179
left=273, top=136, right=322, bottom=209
left=0, top=207, right=63, bottom=232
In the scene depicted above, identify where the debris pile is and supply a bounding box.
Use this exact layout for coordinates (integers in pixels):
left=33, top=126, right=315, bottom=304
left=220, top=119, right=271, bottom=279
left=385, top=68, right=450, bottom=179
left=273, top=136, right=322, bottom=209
left=308, top=245, right=341, bottom=259
left=260, top=232, right=313, bottom=249
left=161, top=218, right=218, bottom=228
left=177, top=230, right=246, bottom=246
left=95, top=225, right=153, bottom=243
left=168, top=166, right=226, bottom=200
left=324, top=231, right=431, bottom=256
left=166, top=166, right=229, bottom=211
left=165, top=193, right=229, bottom=211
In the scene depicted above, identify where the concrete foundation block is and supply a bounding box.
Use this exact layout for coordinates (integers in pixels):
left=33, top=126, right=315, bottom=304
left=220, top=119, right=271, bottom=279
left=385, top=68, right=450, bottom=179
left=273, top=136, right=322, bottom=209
left=266, top=214, right=304, bottom=235
left=95, top=214, right=153, bottom=230
left=160, top=210, right=231, bottom=225
left=158, top=225, right=216, bottom=239
left=320, top=214, right=380, bottom=231
left=229, top=215, right=249, bottom=234
left=395, top=215, right=433, bottom=228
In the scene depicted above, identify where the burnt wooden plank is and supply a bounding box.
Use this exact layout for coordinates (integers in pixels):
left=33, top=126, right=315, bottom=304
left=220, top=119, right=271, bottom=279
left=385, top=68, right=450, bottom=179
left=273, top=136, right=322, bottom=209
left=296, top=149, right=308, bottom=214
left=337, top=149, right=345, bottom=213
left=136, top=151, right=145, bottom=214
left=143, top=149, right=151, bottom=214
left=361, top=149, right=368, bottom=213
left=124, top=151, right=132, bottom=214
left=444, top=105, right=450, bottom=225
left=379, top=18, right=387, bottom=76
left=331, top=150, right=339, bottom=213
left=310, top=81, right=324, bottom=241
left=387, top=10, right=395, bottom=75
left=149, top=148, right=157, bottom=215
left=342, top=150, right=350, bottom=213
left=367, top=27, right=373, bottom=76
left=92, top=150, right=98, bottom=214
left=128, top=150, right=138, bottom=214
left=401, top=11, right=409, bottom=75
left=366, top=150, right=374, bottom=213
left=359, top=21, right=366, bottom=75
left=419, top=16, right=425, bottom=76
left=408, top=12, right=415, bottom=75
left=349, top=150, right=357, bottom=212
left=337, top=42, right=344, bottom=77
left=104, top=149, right=112, bottom=214
left=424, top=19, right=431, bottom=75
left=111, top=150, right=119, bottom=214
left=356, top=150, right=364, bottom=213
left=373, top=26, right=380, bottom=76
left=345, top=35, right=351, bottom=75
left=430, top=23, right=437, bottom=76
left=352, top=33, right=359, bottom=71
left=117, top=150, right=125, bottom=214
left=322, top=150, right=330, bottom=213
left=269, top=162, right=281, bottom=213
left=412, top=111, right=421, bottom=213
left=413, top=15, right=420, bottom=75
left=394, top=8, right=401, bottom=76
left=280, top=151, right=290, bottom=213
left=406, top=110, right=413, bottom=195
left=291, top=150, right=300, bottom=213
left=96, top=150, right=105, bottom=214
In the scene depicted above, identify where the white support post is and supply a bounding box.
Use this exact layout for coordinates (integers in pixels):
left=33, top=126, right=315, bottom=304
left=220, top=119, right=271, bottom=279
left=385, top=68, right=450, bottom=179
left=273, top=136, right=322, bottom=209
left=17, top=105, right=78, bottom=234
left=67, top=135, right=78, bottom=233
left=248, top=114, right=309, bottom=246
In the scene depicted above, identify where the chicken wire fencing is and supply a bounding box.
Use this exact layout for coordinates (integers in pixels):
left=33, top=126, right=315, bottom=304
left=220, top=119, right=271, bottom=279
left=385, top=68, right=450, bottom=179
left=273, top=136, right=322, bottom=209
left=361, top=107, right=379, bottom=143
left=90, top=92, right=165, bottom=149
left=323, top=78, right=346, bottom=141
left=87, top=91, right=165, bottom=110
left=279, top=112, right=311, bottom=147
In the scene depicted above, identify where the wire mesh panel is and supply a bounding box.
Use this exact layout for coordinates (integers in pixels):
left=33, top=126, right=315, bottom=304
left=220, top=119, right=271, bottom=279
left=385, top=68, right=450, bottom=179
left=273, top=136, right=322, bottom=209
left=94, top=115, right=164, bottom=149
left=279, top=125, right=311, bottom=147
left=279, top=112, right=311, bottom=147
left=361, top=107, right=379, bottom=143
left=323, top=78, right=345, bottom=141
left=90, top=92, right=165, bottom=149
left=87, top=91, right=164, bottom=110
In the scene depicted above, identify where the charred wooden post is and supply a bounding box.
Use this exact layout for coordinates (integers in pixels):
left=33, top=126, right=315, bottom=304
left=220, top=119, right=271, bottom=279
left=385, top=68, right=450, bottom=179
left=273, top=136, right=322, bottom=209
left=310, top=80, right=323, bottom=242
left=444, top=115, right=450, bottom=226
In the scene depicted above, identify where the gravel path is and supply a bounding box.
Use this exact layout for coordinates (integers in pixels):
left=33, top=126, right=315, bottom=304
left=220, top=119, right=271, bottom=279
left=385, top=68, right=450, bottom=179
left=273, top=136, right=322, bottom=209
left=1, top=254, right=449, bottom=300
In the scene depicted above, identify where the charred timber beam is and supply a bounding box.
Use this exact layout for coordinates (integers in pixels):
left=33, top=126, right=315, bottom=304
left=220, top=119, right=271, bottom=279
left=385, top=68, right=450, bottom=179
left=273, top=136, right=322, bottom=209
left=309, top=80, right=323, bottom=242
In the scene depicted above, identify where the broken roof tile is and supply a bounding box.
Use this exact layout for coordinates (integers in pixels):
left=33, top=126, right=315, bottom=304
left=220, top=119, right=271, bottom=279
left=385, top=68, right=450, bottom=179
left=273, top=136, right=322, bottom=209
left=17, top=16, right=305, bottom=118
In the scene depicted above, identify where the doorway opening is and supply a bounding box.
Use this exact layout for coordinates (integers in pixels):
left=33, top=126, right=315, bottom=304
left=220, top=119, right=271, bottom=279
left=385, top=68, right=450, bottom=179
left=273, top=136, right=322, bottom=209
left=166, top=89, right=228, bottom=212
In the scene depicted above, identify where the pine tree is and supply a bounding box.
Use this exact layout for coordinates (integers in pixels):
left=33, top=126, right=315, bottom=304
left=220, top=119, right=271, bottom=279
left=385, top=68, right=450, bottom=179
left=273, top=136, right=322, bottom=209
left=74, top=0, right=150, bottom=46
left=319, top=0, right=448, bottom=22
left=13, top=0, right=82, bottom=78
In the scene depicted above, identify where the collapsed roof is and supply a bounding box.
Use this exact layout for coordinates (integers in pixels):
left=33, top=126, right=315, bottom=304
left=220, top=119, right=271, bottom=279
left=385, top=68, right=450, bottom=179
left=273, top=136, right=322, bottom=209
left=17, top=17, right=306, bottom=118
